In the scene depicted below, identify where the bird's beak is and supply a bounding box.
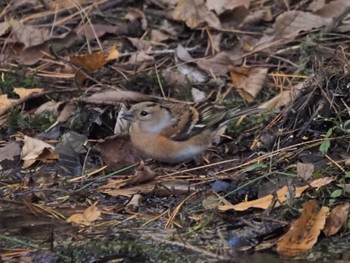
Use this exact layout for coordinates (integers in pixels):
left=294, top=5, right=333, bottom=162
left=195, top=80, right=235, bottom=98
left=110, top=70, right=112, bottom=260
left=121, top=110, right=135, bottom=121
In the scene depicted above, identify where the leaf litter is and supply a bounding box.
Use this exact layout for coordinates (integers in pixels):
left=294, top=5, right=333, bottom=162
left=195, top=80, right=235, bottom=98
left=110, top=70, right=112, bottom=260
left=1, top=0, right=350, bottom=262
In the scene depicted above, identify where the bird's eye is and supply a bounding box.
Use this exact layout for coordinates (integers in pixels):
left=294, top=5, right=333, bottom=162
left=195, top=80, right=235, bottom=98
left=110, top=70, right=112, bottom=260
left=140, top=110, right=149, bottom=116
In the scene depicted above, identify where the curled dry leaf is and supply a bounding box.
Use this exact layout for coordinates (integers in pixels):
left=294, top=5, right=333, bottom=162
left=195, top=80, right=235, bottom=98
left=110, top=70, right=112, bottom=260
left=323, top=202, right=350, bottom=236
left=21, top=135, right=57, bottom=168
left=66, top=203, right=101, bottom=227
left=69, top=46, right=119, bottom=86
left=172, top=0, right=221, bottom=29
left=276, top=200, right=329, bottom=256
left=229, top=66, right=267, bottom=102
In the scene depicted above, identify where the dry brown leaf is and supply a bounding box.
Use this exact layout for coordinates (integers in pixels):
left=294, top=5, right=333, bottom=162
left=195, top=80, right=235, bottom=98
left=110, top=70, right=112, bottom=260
left=70, top=46, right=119, bottom=72
left=297, top=162, right=314, bottom=180
left=315, top=0, right=350, bottom=19
left=66, top=203, right=101, bottom=226
left=151, top=29, right=170, bottom=43
left=34, top=101, right=60, bottom=116
left=0, top=21, right=10, bottom=36
left=8, top=18, right=50, bottom=48
left=219, top=177, right=335, bottom=211
left=128, top=50, right=154, bottom=65
left=162, top=68, right=189, bottom=87
left=57, top=102, right=76, bottom=123
left=10, top=42, right=49, bottom=66
left=127, top=37, right=152, bottom=51
left=240, top=9, right=273, bottom=26
left=323, top=202, right=350, bottom=236
left=70, top=46, right=118, bottom=86
left=253, top=11, right=331, bottom=52
left=0, top=142, right=21, bottom=162
left=197, top=52, right=233, bottom=76
left=206, top=0, right=249, bottom=15
left=276, top=200, right=329, bottom=256
left=14, top=87, right=43, bottom=98
left=21, top=136, right=56, bottom=168
left=307, top=0, right=326, bottom=12
left=172, top=0, right=220, bottom=29
left=229, top=66, right=267, bottom=102
left=99, top=163, right=158, bottom=197
left=0, top=95, right=16, bottom=111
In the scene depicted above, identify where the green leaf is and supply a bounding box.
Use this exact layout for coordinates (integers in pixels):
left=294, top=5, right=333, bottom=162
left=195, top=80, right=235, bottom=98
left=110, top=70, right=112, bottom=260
left=319, top=139, right=330, bottom=154
left=345, top=171, right=350, bottom=178
left=330, top=189, right=343, bottom=198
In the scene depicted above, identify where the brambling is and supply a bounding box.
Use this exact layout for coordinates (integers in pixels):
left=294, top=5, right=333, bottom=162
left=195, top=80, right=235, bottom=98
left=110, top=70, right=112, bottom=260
left=121, top=101, right=262, bottom=163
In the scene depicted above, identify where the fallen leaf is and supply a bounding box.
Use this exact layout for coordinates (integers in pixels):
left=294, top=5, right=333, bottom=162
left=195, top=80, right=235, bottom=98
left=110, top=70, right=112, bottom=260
left=0, top=95, right=16, bottom=111
left=70, top=46, right=119, bottom=86
left=14, top=87, right=43, bottom=98
left=21, top=136, right=56, bottom=168
left=172, top=0, right=221, bottom=29
left=34, top=101, right=60, bottom=116
left=206, top=0, right=250, bottom=15
left=0, top=142, right=21, bottom=162
left=219, top=177, right=335, bottom=211
left=253, top=11, right=332, bottom=52
left=99, top=163, right=158, bottom=197
left=230, top=66, right=267, bottom=102
left=57, top=102, right=76, bottom=123
left=276, top=200, right=329, bottom=256
left=128, top=50, right=154, bottom=65
left=66, top=203, right=101, bottom=226
left=323, top=202, right=350, bottom=236
left=307, top=0, right=326, bottom=12
left=127, top=37, right=152, bottom=51
left=197, top=52, right=233, bottom=76
left=0, top=21, right=10, bottom=36
left=297, top=162, right=314, bottom=180
left=175, top=45, right=208, bottom=83
left=8, top=18, right=50, bottom=48
left=151, top=29, right=170, bottom=42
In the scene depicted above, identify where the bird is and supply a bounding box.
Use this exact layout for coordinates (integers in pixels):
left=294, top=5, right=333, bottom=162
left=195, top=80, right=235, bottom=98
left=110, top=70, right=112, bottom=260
left=121, top=100, right=262, bottom=163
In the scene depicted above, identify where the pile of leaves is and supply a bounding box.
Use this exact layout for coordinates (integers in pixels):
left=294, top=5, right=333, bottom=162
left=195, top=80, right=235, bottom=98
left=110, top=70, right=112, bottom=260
left=1, top=0, right=350, bottom=262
